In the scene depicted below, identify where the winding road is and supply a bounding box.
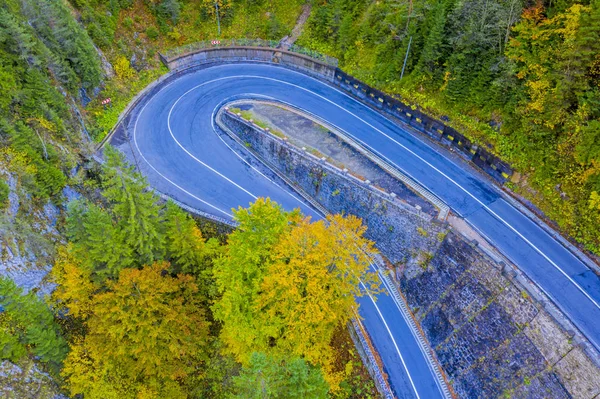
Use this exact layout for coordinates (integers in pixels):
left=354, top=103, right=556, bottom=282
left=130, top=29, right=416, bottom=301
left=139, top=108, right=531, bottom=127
left=111, top=63, right=600, bottom=398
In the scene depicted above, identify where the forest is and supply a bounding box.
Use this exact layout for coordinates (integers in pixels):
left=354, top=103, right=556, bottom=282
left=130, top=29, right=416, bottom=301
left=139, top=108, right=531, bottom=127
left=299, top=0, right=600, bottom=254
left=0, top=0, right=599, bottom=397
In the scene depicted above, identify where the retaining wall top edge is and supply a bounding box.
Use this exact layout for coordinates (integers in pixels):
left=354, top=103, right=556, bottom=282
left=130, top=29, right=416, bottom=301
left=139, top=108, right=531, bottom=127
left=165, top=46, right=336, bottom=69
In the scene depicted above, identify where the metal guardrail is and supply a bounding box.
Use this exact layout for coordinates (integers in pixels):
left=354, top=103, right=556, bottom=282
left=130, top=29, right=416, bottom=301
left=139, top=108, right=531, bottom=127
left=161, top=39, right=339, bottom=67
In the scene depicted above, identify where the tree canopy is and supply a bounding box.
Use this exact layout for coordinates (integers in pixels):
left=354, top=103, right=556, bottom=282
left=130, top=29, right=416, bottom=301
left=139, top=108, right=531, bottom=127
left=213, top=198, right=378, bottom=387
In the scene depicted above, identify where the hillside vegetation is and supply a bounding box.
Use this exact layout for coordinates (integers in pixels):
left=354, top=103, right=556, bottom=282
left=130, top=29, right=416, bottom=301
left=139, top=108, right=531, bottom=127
left=1, top=0, right=599, bottom=397
left=299, top=0, right=600, bottom=254
left=0, top=1, right=383, bottom=397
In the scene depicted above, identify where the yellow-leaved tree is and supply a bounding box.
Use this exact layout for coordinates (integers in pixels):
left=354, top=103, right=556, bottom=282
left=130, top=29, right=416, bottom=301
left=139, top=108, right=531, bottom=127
left=59, top=262, right=210, bottom=399
left=213, top=198, right=378, bottom=389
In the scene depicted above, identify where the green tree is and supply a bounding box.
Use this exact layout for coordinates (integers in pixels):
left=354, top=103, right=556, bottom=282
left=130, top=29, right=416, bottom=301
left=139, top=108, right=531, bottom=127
left=0, top=276, right=68, bottom=374
left=164, top=201, right=219, bottom=276
left=0, top=179, right=9, bottom=209
left=230, top=352, right=329, bottom=399
left=102, top=146, right=164, bottom=265
left=66, top=200, right=133, bottom=279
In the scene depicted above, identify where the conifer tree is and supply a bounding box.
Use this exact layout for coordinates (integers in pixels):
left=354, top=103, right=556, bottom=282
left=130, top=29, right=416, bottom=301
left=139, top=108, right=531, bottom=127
left=0, top=276, right=68, bottom=374
left=67, top=200, right=133, bottom=279
left=102, top=146, right=164, bottom=265
left=164, top=201, right=207, bottom=275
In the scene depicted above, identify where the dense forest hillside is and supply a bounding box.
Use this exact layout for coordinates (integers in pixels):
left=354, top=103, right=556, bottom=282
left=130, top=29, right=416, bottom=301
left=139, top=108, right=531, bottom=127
left=298, top=0, right=600, bottom=254
left=0, top=1, right=382, bottom=397
left=1, top=0, right=600, bottom=397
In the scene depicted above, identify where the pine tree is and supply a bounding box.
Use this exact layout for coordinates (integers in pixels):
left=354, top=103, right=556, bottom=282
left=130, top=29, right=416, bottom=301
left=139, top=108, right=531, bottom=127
left=164, top=201, right=206, bottom=275
left=67, top=200, right=133, bottom=278
left=0, top=276, right=68, bottom=374
left=102, top=146, right=164, bottom=265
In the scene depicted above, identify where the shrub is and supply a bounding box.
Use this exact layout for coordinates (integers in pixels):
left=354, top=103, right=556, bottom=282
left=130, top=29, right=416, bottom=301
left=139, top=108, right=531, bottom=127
left=113, top=56, right=135, bottom=80
left=145, top=26, right=159, bottom=40
left=123, top=17, right=133, bottom=29
left=0, top=179, right=9, bottom=209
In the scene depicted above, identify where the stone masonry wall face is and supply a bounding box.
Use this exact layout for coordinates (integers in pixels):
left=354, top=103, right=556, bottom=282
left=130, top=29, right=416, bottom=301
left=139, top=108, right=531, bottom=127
left=402, top=232, right=600, bottom=398
left=222, top=113, right=600, bottom=399
left=222, top=114, right=444, bottom=264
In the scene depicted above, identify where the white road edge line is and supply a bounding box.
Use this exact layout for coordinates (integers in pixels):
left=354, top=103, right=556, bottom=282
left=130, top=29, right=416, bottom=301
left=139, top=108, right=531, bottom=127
left=184, top=72, right=600, bottom=312
left=132, top=72, right=447, bottom=399
left=132, top=83, right=233, bottom=218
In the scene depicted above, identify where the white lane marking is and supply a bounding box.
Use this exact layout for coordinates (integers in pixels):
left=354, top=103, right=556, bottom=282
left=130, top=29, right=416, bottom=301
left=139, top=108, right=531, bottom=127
left=193, top=73, right=600, bottom=311
left=132, top=84, right=233, bottom=218
left=167, top=86, right=258, bottom=200
left=134, top=78, right=434, bottom=399
left=360, top=279, right=421, bottom=399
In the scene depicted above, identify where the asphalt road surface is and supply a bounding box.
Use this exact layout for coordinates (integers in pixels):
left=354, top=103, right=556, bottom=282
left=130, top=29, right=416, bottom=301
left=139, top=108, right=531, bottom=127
left=114, top=63, right=600, bottom=398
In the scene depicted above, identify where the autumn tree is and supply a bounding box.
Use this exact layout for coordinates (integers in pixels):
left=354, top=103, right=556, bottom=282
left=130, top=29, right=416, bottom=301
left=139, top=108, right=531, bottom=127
left=213, top=199, right=377, bottom=386
left=51, top=244, right=97, bottom=320
left=229, top=352, right=329, bottom=399
left=62, top=263, right=210, bottom=399
left=257, top=214, right=378, bottom=385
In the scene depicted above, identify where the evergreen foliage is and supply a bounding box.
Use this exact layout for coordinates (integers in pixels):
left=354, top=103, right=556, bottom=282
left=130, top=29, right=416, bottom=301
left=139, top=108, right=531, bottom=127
left=102, top=146, right=164, bottom=265
left=0, top=276, right=68, bottom=374
left=0, top=179, right=8, bottom=208
left=299, top=0, right=600, bottom=253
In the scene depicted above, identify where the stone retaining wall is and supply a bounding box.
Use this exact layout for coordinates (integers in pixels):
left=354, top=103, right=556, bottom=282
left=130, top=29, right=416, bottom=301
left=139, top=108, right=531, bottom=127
left=163, top=47, right=336, bottom=82
left=401, top=231, right=600, bottom=399
left=220, top=110, right=600, bottom=399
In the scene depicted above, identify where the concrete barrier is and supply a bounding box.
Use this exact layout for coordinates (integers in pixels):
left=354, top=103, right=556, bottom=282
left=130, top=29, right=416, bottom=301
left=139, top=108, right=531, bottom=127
left=162, top=46, right=337, bottom=82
